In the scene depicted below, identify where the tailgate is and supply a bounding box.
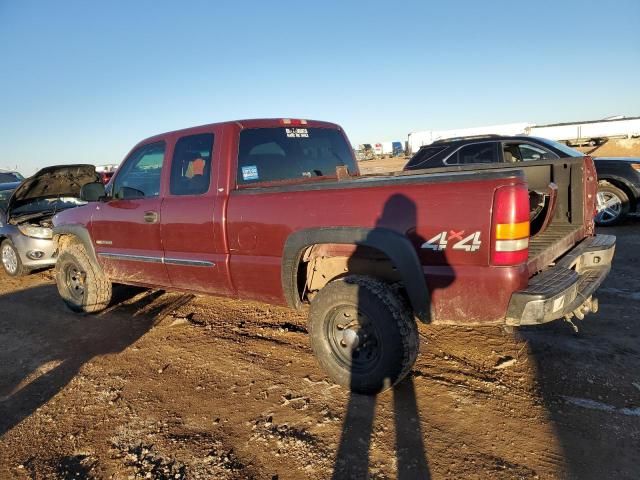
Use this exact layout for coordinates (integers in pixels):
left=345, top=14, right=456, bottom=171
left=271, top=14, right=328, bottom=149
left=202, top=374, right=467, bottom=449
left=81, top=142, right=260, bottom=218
left=523, top=156, right=598, bottom=274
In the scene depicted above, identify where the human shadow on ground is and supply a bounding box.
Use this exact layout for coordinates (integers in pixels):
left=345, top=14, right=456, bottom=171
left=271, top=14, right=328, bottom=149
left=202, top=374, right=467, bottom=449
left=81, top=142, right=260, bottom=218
left=331, top=193, right=454, bottom=479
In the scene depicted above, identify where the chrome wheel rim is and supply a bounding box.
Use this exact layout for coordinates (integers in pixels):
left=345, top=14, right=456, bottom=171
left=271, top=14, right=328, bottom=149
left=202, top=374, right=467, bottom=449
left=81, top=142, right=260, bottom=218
left=1, top=244, right=18, bottom=274
left=596, top=191, right=622, bottom=224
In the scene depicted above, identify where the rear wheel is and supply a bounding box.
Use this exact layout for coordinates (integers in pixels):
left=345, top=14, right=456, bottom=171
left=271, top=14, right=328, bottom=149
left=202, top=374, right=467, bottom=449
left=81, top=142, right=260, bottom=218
left=56, top=243, right=112, bottom=313
left=308, top=275, right=419, bottom=394
left=1, top=239, right=25, bottom=277
left=595, top=182, right=629, bottom=226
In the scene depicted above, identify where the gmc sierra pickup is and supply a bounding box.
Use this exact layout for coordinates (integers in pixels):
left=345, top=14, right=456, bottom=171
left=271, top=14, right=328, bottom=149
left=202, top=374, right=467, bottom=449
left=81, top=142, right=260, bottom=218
left=52, top=119, right=615, bottom=393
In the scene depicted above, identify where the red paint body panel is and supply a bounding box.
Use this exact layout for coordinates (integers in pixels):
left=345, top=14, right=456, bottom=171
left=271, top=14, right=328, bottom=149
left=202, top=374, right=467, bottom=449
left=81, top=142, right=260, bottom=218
left=158, top=126, right=232, bottom=295
left=225, top=173, right=524, bottom=322
left=91, top=198, right=170, bottom=285
left=52, top=118, right=593, bottom=325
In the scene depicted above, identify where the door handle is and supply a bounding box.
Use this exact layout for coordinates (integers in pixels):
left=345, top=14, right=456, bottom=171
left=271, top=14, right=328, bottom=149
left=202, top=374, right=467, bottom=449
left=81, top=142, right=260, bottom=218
left=144, top=211, right=159, bottom=224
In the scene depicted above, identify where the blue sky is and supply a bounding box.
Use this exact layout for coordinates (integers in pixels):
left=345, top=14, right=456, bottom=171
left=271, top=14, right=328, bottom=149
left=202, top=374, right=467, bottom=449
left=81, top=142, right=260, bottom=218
left=1, top=0, right=639, bottom=173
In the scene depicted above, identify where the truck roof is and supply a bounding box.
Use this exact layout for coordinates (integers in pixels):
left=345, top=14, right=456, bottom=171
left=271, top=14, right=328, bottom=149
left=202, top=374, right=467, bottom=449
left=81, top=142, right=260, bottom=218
left=137, top=118, right=342, bottom=147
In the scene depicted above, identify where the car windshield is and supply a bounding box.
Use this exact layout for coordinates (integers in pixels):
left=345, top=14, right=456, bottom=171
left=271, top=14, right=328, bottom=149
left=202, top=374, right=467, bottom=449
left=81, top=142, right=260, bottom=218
left=0, top=188, right=15, bottom=211
left=533, top=137, right=584, bottom=157
left=12, top=197, right=86, bottom=215
left=0, top=172, right=23, bottom=183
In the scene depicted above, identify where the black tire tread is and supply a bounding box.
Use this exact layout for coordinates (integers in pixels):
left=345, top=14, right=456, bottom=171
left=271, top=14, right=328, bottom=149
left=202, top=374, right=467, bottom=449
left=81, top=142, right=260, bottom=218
left=348, top=276, right=419, bottom=384
left=309, top=275, right=419, bottom=393
left=56, top=243, right=111, bottom=313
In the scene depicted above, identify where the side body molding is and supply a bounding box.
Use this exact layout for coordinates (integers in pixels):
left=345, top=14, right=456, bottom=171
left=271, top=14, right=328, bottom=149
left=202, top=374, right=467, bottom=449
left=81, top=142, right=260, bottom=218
left=282, top=227, right=430, bottom=323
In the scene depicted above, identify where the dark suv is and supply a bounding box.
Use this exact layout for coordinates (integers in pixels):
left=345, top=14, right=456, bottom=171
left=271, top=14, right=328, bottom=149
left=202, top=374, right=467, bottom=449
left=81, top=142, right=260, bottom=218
left=404, top=135, right=640, bottom=226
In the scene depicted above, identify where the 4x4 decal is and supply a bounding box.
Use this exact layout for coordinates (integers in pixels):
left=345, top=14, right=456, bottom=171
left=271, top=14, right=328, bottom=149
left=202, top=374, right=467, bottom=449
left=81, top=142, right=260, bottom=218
left=421, top=231, right=482, bottom=252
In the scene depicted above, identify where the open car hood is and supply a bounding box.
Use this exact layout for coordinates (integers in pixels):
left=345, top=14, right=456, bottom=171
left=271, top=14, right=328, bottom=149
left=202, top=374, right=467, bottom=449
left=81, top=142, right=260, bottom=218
left=7, top=164, right=99, bottom=217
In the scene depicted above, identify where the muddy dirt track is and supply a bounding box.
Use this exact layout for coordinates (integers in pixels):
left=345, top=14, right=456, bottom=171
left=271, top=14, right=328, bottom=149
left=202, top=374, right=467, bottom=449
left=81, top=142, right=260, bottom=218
left=1, top=221, right=639, bottom=477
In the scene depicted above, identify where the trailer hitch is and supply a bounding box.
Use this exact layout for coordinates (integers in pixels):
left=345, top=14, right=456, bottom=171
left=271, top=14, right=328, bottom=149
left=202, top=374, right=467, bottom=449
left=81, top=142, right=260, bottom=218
left=563, top=296, right=599, bottom=332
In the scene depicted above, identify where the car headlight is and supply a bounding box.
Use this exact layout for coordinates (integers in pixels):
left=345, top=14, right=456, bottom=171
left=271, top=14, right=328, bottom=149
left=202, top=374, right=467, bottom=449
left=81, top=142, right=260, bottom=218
left=18, top=224, right=53, bottom=239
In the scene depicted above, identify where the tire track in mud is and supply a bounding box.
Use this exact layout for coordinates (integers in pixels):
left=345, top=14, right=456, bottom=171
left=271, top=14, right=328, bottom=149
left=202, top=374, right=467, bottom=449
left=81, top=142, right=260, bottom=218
left=168, top=297, right=567, bottom=478
left=4, top=275, right=632, bottom=479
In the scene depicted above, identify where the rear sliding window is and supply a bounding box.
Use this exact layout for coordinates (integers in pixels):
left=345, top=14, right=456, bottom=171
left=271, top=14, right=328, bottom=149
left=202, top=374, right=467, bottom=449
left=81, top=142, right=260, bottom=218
left=237, top=127, right=356, bottom=185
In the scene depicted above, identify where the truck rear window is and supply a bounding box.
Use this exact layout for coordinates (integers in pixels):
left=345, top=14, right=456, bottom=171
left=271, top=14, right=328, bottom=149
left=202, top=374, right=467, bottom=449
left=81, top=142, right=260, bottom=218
left=237, top=127, right=356, bottom=185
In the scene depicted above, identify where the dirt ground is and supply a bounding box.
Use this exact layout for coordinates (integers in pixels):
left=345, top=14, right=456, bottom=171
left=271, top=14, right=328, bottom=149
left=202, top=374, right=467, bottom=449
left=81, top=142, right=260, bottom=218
left=1, top=145, right=640, bottom=479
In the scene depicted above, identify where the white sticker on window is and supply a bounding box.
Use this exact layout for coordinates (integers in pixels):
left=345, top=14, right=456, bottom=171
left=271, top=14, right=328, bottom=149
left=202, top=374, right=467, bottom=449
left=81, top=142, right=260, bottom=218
left=286, top=128, right=309, bottom=138
left=242, top=165, right=259, bottom=181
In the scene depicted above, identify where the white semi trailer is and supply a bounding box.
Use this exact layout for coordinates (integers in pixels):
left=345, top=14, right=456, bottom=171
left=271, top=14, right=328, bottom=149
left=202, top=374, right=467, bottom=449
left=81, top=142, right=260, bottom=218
left=407, top=122, right=532, bottom=154
left=526, top=116, right=640, bottom=146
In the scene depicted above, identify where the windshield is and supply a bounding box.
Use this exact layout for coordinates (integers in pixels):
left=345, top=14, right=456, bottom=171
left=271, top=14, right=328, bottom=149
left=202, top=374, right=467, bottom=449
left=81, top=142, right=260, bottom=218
left=0, top=172, right=23, bottom=183
left=237, top=127, right=357, bottom=185
left=533, top=137, right=584, bottom=158
left=12, top=197, right=86, bottom=216
left=0, top=188, right=15, bottom=211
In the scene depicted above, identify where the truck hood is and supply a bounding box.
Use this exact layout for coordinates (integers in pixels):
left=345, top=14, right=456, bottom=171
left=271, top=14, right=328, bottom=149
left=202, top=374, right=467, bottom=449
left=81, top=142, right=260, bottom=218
left=6, top=164, right=99, bottom=218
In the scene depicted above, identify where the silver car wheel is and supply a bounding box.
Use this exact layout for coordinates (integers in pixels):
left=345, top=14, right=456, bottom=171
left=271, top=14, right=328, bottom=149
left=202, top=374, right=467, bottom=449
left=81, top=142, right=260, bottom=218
left=596, top=191, right=622, bottom=224
left=2, top=243, right=18, bottom=275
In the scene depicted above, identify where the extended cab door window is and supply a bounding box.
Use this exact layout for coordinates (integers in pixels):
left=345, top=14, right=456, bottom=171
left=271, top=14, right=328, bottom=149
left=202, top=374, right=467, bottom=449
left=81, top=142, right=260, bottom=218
left=236, top=127, right=356, bottom=185
left=170, top=133, right=214, bottom=195
left=161, top=130, right=231, bottom=295
left=112, top=142, right=165, bottom=199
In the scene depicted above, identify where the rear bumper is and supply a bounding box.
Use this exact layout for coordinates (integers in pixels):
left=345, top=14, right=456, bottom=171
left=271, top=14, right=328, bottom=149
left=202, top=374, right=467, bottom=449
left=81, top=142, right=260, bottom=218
left=506, top=234, right=616, bottom=326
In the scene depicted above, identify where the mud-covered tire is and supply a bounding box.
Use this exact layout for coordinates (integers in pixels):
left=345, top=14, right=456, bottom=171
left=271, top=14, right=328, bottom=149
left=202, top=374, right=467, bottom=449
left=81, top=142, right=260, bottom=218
left=308, top=275, right=419, bottom=395
left=56, top=243, right=111, bottom=313
left=1, top=239, right=25, bottom=277
left=595, top=181, right=629, bottom=226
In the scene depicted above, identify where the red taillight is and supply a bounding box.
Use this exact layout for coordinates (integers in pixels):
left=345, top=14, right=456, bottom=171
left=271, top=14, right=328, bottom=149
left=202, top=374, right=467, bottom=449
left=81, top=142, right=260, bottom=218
left=281, top=118, right=308, bottom=126
left=491, top=184, right=530, bottom=266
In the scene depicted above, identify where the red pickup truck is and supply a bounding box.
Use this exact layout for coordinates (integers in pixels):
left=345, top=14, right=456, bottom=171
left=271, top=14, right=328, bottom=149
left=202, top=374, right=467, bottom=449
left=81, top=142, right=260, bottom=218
left=52, top=119, right=615, bottom=393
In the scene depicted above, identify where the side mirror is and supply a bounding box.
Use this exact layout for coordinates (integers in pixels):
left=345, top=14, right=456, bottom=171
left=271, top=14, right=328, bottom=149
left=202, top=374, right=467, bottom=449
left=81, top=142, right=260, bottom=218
left=80, top=182, right=106, bottom=202
left=118, top=186, right=145, bottom=199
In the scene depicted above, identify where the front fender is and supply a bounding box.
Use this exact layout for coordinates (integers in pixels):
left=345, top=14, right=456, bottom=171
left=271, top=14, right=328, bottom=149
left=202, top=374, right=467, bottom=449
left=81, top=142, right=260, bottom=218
left=52, top=224, right=98, bottom=265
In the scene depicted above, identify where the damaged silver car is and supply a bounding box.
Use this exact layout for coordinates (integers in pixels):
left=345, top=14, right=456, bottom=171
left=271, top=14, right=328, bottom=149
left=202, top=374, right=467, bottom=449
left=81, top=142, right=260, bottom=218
left=0, top=165, right=99, bottom=276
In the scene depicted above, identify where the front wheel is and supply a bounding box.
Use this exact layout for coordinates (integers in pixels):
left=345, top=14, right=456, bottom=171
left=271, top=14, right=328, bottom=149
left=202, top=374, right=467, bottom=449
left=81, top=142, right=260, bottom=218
left=56, top=243, right=112, bottom=313
left=308, top=275, right=419, bottom=395
left=1, top=239, right=25, bottom=277
left=595, top=182, right=629, bottom=226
